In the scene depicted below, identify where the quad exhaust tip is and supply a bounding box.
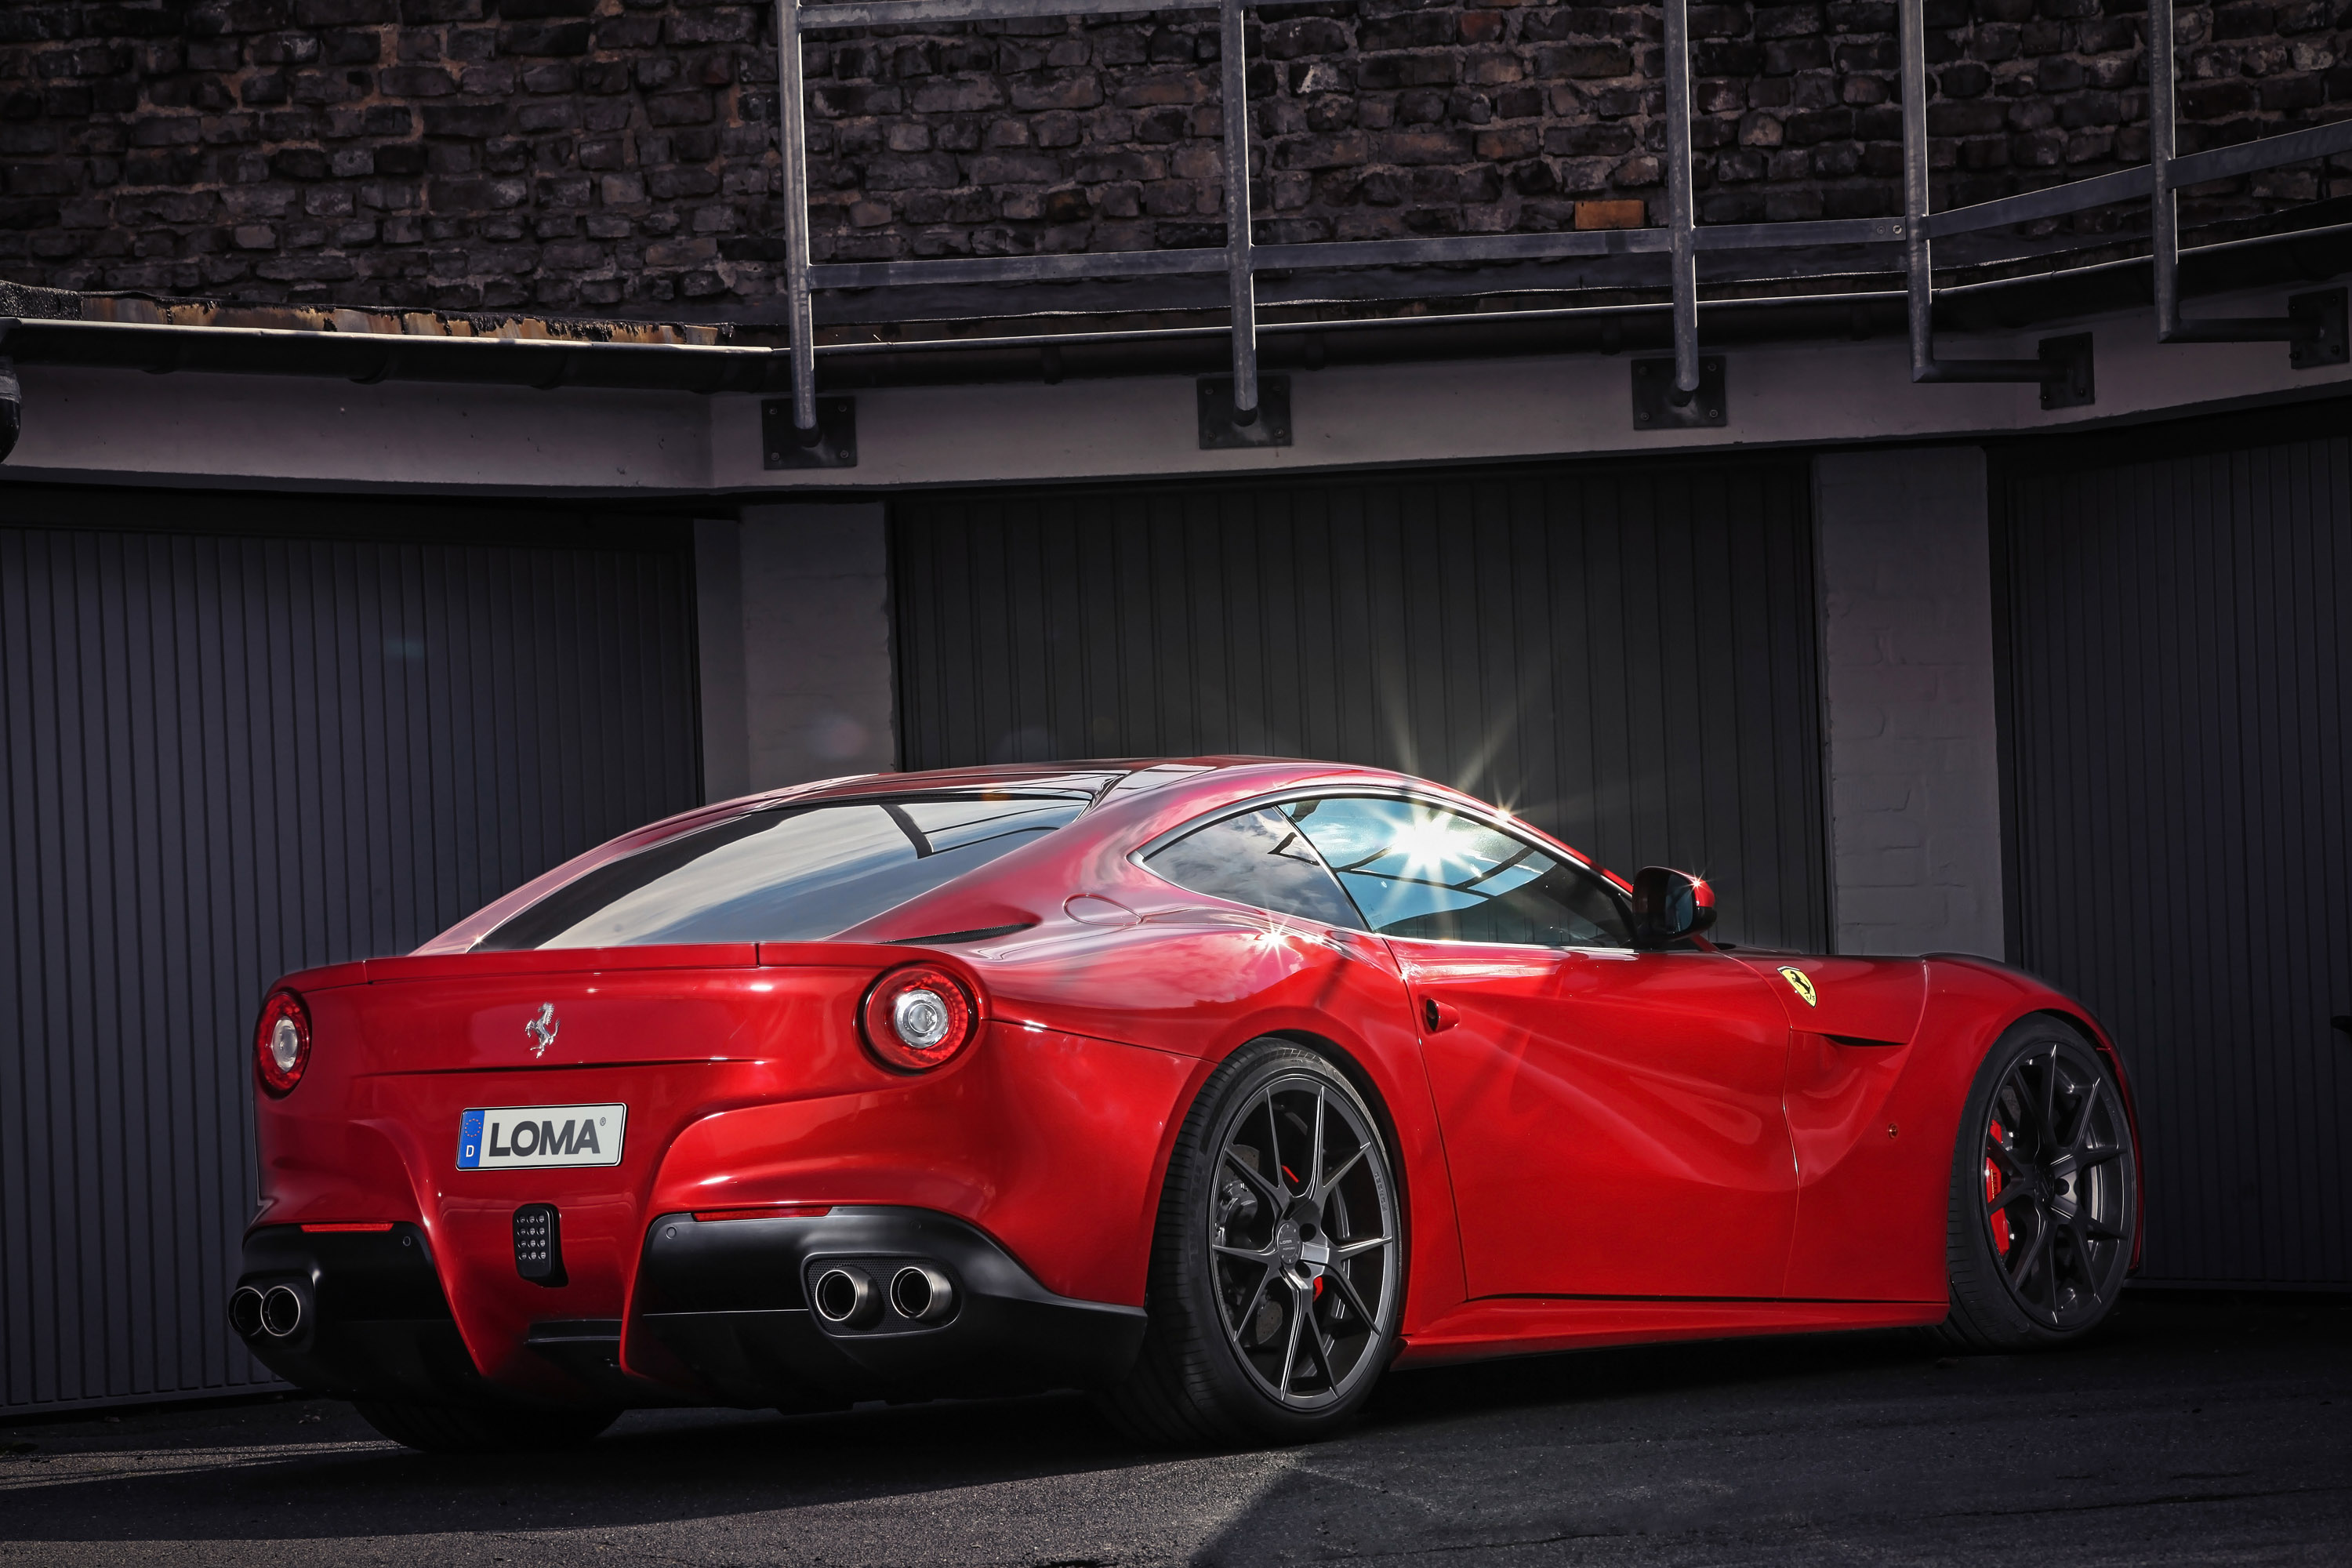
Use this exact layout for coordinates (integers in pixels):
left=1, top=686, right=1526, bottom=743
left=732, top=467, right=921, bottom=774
left=812, top=1262, right=957, bottom=1330
left=260, top=1283, right=306, bottom=1338
left=230, top=1283, right=308, bottom=1340
left=812, top=1266, right=883, bottom=1330
left=890, top=1265, right=955, bottom=1323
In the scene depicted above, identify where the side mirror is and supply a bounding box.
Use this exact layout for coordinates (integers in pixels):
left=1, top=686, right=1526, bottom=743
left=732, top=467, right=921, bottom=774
left=1631, top=866, right=1717, bottom=946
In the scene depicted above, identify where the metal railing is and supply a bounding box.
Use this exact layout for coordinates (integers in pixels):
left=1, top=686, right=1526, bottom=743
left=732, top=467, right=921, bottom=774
left=770, top=0, right=2352, bottom=444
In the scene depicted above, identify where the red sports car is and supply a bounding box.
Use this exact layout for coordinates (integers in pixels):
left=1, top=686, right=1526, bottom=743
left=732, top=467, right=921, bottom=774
left=236, top=759, right=2141, bottom=1451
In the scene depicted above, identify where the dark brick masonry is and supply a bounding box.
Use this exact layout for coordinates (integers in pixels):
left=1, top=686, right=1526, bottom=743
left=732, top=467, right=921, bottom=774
left=2, top=0, right=2348, bottom=318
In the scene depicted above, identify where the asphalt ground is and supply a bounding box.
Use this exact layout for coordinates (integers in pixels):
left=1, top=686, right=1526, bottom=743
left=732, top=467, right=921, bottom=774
left=2, top=1290, right=2345, bottom=1567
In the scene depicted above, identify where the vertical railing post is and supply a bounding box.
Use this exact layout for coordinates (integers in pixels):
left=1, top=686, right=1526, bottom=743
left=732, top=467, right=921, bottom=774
left=775, top=0, right=819, bottom=437
left=1219, top=0, right=1259, bottom=421
left=1899, top=0, right=1936, bottom=380
left=1896, top=0, right=2047, bottom=381
left=2149, top=0, right=2184, bottom=337
left=1663, top=0, right=1699, bottom=398
left=2143, top=0, right=2314, bottom=347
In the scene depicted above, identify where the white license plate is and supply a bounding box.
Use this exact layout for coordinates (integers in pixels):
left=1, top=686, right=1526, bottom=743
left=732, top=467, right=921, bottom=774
left=456, top=1105, right=626, bottom=1170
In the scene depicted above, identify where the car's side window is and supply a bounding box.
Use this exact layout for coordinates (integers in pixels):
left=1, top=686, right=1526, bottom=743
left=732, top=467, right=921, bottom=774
left=1281, top=796, right=1634, bottom=948
left=1142, top=806, right=1363, bottom=928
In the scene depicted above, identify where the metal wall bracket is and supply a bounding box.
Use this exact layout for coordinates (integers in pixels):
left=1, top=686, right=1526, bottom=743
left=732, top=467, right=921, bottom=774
left=0, top=334, right=18, bottom=465
left=2289, top=288, right=2350, bottom=370
left=1199, top=375, right=1291, bottom=448
left=2037, top=334, right=2096, bottom=410
left=1632, top=355, right=1726, bottom=429
left=761, top=395, right=857, bottom=468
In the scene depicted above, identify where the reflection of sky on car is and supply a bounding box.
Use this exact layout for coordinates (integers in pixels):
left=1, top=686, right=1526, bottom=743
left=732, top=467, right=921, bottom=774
left=1286, top=799, right=1556, bottom=926
left=533, top=799, right=1080, bottom=946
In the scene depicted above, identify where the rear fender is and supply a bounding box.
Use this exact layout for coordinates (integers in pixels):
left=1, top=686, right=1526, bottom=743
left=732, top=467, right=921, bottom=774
left=971, top=901, right=1465, bottom=1338
left=632, top=1021, right=1199, bottom=1318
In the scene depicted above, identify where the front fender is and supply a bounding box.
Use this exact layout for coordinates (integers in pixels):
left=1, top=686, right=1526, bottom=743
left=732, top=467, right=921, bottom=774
left=1781, top=954, right=2143, bottom=1301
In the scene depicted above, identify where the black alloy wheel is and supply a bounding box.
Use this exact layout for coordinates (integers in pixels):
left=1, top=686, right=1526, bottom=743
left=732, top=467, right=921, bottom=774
left=1103, top=1040, right=1403, bottom=1445
left=1940, top=1018, right=2137, bottom=1350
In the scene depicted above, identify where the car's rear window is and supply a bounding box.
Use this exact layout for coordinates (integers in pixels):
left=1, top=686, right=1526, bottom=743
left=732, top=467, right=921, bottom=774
left=476, top=794, right=1087, bottom=949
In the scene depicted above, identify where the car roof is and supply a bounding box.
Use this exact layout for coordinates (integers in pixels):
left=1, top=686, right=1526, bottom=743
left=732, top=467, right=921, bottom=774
left=416, top=755, right=1598, bottom=955
left=720, top=756, right=1430, bottom=811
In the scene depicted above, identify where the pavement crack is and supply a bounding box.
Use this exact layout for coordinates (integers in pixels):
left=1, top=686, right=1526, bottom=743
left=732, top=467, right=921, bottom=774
left=1926, top=1481, right=2352, bottom=1520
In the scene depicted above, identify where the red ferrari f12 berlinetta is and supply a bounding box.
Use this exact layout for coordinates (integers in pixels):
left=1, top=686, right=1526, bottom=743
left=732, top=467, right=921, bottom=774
left=236, top=759, right=2140, bottom=1450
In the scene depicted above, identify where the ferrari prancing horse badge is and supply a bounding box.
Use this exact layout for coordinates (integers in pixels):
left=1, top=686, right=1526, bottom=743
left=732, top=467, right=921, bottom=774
left=1777, top=966, right=1818, bottom=1007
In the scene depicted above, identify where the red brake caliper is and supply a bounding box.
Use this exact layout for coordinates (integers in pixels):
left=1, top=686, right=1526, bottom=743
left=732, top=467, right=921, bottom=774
left=1984, top=1119, right=2010, bottom=1255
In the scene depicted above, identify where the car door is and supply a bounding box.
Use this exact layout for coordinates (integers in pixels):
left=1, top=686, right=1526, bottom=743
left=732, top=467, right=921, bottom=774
left=1283, top=794, right=1799, bottom=1301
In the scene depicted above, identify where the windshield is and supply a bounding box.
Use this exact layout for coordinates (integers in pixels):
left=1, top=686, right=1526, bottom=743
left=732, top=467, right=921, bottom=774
left=476, top=794, right=1085, bottom=949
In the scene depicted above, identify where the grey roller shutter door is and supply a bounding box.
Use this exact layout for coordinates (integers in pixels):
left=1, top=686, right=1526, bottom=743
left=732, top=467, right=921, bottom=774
left=0, top=501, right=701, bottom=1412
left=1998, top=416, right=2352, bottom=1286
left=891, top=460, right=1829, bottom=952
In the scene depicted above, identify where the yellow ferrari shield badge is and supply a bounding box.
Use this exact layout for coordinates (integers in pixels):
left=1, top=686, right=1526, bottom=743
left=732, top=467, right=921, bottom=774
left=1777, top=965, right=1818, bottom=1007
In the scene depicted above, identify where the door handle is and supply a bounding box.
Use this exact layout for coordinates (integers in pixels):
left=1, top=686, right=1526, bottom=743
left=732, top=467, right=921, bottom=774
left=1421, top=998, right=1460, bottom=1033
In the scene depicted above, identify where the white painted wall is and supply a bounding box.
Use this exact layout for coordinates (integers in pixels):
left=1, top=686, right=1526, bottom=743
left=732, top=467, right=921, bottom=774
left=695, top=503, right=896, bottom=800
left=1813, top=447, right=2005, bottom=959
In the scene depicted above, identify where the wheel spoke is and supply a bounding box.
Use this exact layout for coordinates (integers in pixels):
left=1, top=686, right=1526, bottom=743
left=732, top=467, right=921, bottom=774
left=1263, top=1090, right=1287, bottom=1195
left=1986, top=1181, right=2035, bottom=1215
left=1324, top=1263, right=1379, bottom=1329
left=1213, top=1239, right=1276, bottom=1262
left=1322, top=1142, right=1369, bottom=1192
left=2085, top=1218, right=2129, bottom=1243
left=2009, top=1210, right=2054, bottom=1295
left=2056, top=1210, right=2095, bottom=1289
left=2062, top=1077, right=2104, bottom=1152
left=2071, top=1143, right=2125, bottom=1171
left=1301, top=1308, right=1339, bottom=1391
left=1308, top=1089, right=1329, bottom=1201
left=1330, top=1234, right=1393, bottom=1261
left=2038, top=1052, right=2060, bottom=1149
left=1276, top=1283, right=1306, bottom=1396
left=1226, top=1259, right=1274, bottom=1338
left=1222, top=1147, right=1284, bottom=1208
left=1985, top=1137, right=2030, bottom=1183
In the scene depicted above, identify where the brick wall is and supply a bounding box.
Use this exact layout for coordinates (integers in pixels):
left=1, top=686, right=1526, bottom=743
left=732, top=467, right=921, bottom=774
left=3, top=1, right=2347, bottom=318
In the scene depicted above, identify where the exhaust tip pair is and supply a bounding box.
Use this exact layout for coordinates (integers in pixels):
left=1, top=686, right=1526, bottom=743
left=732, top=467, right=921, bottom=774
left=230, top=1283, right=307, bottom=1341
left=812, top=1263, right=955, bottom=1330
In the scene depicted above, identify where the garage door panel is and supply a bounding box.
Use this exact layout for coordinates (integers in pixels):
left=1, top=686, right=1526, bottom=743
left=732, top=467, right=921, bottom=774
left=0, top=510, right=699, bottom=1412
left=2002, top=431, right=2352, bottom=1285
left=893, top=461, right=1828, bottom=953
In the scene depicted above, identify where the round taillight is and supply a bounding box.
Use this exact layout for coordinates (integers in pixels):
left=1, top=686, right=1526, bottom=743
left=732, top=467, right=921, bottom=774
left=858, top=965, right=978, bottom=1073
left=255, top=989, right=311, bottom=1097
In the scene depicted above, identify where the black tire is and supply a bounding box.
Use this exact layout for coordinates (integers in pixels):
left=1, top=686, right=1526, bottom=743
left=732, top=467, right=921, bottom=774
left=1938, top=1015, right=2138, bottom=1352
left=354, top=1399, right=619, bottom=1454
left=1101, top=1039, right=1405, bottom=1447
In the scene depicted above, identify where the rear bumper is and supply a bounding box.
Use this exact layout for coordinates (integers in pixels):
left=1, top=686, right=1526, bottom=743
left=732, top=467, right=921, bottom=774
left=634, top=1206, right=1148, bottom=1407
left=236, top=1207, right=1146, bottom=1410
left=234, top=1223, right=498, bottom=1406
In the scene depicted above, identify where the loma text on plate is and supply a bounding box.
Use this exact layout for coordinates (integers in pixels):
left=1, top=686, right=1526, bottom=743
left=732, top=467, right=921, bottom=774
left=456, top=1104, right=626, bottom=1170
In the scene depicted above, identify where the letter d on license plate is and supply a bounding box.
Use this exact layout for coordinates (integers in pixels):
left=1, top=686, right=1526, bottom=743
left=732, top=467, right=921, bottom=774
left=456, top=1105, right=626, bottom=1170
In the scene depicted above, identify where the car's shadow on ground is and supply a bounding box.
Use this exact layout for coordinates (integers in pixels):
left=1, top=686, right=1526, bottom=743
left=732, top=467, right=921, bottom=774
left=0, top=1329, right=1961, bottom=1544
left=2, top=1293, right=2328, bottom=1548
